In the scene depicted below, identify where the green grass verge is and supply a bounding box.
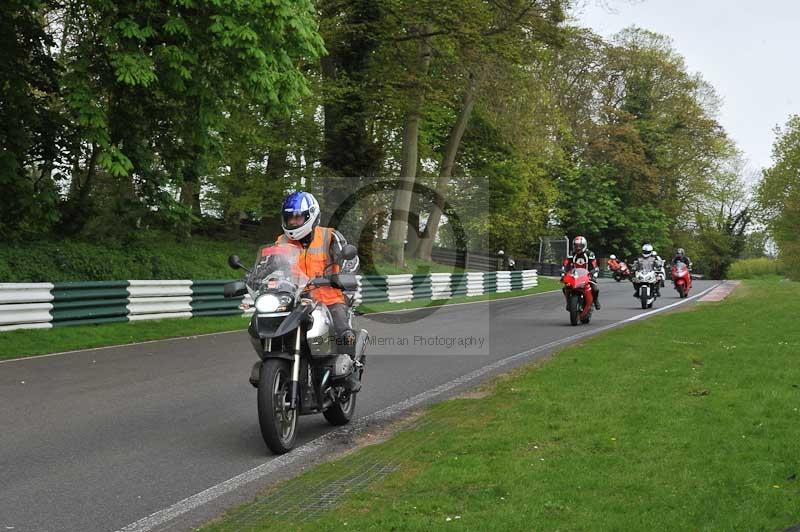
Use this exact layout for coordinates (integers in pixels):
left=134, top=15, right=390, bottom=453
left=0, top=278, right=559, bottom=361
left=205, top=278, right=800, bottom=531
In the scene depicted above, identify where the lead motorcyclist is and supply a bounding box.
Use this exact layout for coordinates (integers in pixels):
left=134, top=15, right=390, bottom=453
left=561, top=236, right=601, bottom=310
left=632, top=243, right=665, bottom=298
left=275, top=191, right=361, bottom=390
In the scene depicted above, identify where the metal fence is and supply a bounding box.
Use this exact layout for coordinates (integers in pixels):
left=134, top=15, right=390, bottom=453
left=0, top=269, right=539, bottom=332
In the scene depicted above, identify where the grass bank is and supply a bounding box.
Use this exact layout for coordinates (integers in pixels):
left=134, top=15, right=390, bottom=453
left=727, top=257, right=786, bottom=279
left=205, top=278, right=800, bottom=531
left=0, top=233, right=470, bottom=282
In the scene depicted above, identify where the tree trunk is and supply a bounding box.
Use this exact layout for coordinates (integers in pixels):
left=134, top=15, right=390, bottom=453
left=405, top=186, right=422, bottom=258
left=226, top=156, right=248, bottom=236
left=259, top=137, right=289, bottom=240
left=179, top=167, right=202, bottom=217
left=386, top=31, right=431, bottom=267
left=416, top=72, right=481, bottom=261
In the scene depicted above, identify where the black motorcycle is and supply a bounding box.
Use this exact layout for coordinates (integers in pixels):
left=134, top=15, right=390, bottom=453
left=224, top=243, right=367, bottom=454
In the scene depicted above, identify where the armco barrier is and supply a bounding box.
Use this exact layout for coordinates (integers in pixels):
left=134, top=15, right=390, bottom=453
left=190, top=280, right=244, bottom=317
left=127, top=281, right=193, bottom=322
left=496, top=271, right=512, bottom=293
left=0, top=269, right=537, bottom=331
left=430, top=273, right=452, bottom=300
left=51, top=281, right=131, bottom=327
left=466, top=272, right=484, bottom=296
left=0, top=283, right=55, bottom=331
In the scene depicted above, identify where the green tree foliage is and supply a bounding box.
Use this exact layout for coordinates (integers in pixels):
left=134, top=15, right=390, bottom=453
left=1, top=1, right=760, bottom=282
left=758, top=115, right=800, bottom=279
left=0, top=0, right=62, bottom=239
left=1, top=0, right=324, bottom=240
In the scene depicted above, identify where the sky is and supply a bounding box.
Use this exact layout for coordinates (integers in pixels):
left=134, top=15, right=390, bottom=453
left=573, top=0, right=800, bottom=172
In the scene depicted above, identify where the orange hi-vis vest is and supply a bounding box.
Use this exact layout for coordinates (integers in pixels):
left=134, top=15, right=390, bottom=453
left=276, top=226, right=345, bottom=306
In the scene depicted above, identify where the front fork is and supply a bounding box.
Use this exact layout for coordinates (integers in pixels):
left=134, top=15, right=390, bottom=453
left=290, top=328, right=301, bottom=410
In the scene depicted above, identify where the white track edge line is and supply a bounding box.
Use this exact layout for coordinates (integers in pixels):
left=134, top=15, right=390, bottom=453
left=116, top=283, right=719, bottom=532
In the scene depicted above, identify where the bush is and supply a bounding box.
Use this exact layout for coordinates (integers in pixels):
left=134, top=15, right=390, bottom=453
left=0, top=232, right=260, bottom=282
left=726, top=258, right=785, bottom=279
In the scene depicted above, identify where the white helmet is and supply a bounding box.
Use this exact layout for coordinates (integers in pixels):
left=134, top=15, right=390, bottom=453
left=642, top=243, right=653, bottom=257
left=610, top=254, right=617, bottom=260
left=572, top=236, right=587, bottom=254
left=281, top=191, right=320, bottom=240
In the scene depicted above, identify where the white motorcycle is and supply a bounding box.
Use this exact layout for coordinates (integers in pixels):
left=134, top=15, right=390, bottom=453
left=634, top=269, right=660, bottom=309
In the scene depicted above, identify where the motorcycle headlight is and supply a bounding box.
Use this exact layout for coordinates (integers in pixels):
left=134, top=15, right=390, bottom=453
left=256, top=294, right=283, bottom=314
left=255, top=294, right=293, bottom=314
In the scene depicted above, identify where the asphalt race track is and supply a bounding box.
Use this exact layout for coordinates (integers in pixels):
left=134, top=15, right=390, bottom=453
left=0, top=279, right=717, bottom=532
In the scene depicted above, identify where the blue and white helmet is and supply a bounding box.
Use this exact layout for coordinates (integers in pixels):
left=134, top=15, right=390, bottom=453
left=281, top=191, right=320, bottom=240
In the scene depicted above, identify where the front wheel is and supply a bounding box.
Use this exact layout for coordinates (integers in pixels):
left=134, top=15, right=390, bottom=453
left=640, top=289, right=649, bottom=310
left=568, top=294, right=580, bottom=326
left=677, top=284, right=685, bottom=298
left=323, top=387, right=357, bottom=426
left=257, top=359, right=297, bottom=454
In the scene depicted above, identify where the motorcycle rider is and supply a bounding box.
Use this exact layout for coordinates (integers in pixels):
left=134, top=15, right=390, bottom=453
left=276, top=191, right=361, bottom=390
left=632, top=243, right=665, bottom=298
left=561, top=236, right=601, bottom=310
left=607, top=254, right=621, bottom=272
left=671, top=248, right=693, bottom=270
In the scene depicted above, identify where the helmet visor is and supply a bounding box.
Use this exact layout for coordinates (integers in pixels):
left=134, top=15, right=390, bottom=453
left=283, top=210, right=310, bottom=230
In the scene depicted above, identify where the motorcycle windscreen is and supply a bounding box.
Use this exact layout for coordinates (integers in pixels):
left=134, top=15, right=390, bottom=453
left=570, top=267, right=590, bottom=287
left=571, top=267, right=590, bottom=277
left=248, top=243, right=310, bottom=298
left=638, top=261, right=657, bottom=273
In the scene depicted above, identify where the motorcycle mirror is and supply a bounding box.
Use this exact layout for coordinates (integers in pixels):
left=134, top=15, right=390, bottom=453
left=228, top=254, right=243, bottom=270
left=341, top=244, right=358, bottom=261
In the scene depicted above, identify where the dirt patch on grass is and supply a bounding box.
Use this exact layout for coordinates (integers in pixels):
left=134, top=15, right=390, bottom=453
left=350, top=409, right=426, bottom=450
left=700, top=280, right=741, bottom=302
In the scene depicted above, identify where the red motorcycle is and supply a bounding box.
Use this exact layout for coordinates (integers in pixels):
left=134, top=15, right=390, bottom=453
left=671, top=262, right=692, bottom=298
left=562, top=267, right=594, bottom=326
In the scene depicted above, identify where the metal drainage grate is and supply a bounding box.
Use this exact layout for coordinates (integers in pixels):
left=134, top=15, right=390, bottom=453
left=213, top=462, right=399, bottom=530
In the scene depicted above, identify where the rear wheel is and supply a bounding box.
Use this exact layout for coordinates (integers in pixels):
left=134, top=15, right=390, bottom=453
left=257, top=359, right=297, bottom=454
left=569, top=294, right=580, bottom=326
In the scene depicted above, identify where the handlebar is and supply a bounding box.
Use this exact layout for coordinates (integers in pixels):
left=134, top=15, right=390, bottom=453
left=308, top=273, right=358, bottom=291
